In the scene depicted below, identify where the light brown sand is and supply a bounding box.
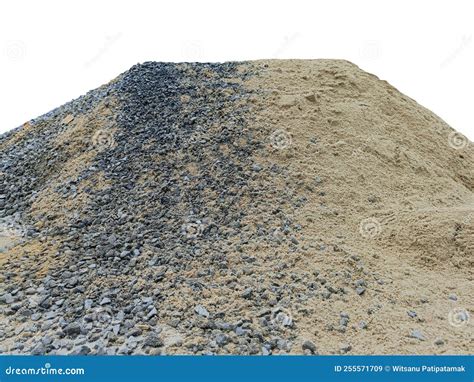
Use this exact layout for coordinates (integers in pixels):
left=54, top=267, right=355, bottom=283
left=242, top=60, right=473, bottom=354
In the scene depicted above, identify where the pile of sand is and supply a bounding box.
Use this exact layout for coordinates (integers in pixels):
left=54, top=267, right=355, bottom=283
left=0, top=60, right=472, bottom=355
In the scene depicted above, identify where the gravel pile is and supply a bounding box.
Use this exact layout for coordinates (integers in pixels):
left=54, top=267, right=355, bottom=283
left=1, top=60, right=472, bottom=355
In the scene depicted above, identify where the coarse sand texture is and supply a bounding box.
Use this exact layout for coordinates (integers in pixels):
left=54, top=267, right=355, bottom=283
left=0, top=60, right=472, bottom=355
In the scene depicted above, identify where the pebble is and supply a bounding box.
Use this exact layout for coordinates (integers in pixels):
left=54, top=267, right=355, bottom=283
left=340, top=343, right=352, bottom=354
left=31, top=343, right=46, bottom=355
left=146, top=307, right=158, bottom=319
left=340, top=312, right=350, bottom=327
left=407, top=310, right=417, bottom=318
left=410, top=329, right=425, bottom=341
left=1, top=293, right=15, bottom=304
left=215, top=333, right=230, bottom=347
left=143, top=333, right=163, bottom=348
left=63, top=322, right=82, bottom=337
left=84, top=299, right=93, bottom=309
left=241, top=288, right=253, bottom=299
left=302, top=340, right=317, bottom=354
left=194, top=305, right=209, bottom=318
left=356, top=287, right=366, bottom=295
left=235, top=326, right=246, bottom=336
left=100, top=297, right=111, bottom=305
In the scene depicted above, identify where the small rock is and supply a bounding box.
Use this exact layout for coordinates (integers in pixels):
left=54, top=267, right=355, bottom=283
left=31, top=343, right=46, bottom=355
left=84, top=299, right=93, bottom=309
left=235, top=326, right=246, bottom=336
left=41, top=335, right=53, bottom=345
left=410, top=329, right=425, bottom=341
left=76, top=345, right=91, bottom=355
left=143, top=333, right=163, bottom=348
left=434, top=338, right=445, bottom=346
left=276, top=339, right=289, bottom=351
left=100, top=297, right=111, bottom=305
left=61, top=114, right=75, bottom=125
left=63, top=322, right=82, bottom=337
left=302, top=340, right=317, bottom=354
left=407, top=310, right=417, bottom=318
left=215, top=333, right=229, bottom=347
left=340, top=312, right=350, bottom=327
left=340, top=343, right=352, bottom=354
left=241, top=288, right=253, bottom=299
left=356, top=287, right=366, bottom=295
left=448, top=293, right=458, bottom=301
left=194, top=305, right=209, bottom=318
left=1, top=293, right=14, bottom=304
left=146, top=307, right=158, bottom=319
left=274, top=311, right=293, bottom=327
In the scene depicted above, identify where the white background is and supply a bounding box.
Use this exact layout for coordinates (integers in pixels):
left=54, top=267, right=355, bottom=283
left=0, top=0, right=473, bottom=140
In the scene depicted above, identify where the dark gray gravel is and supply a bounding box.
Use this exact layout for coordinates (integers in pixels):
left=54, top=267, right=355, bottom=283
left=0, top=62, right=307, bottom=355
